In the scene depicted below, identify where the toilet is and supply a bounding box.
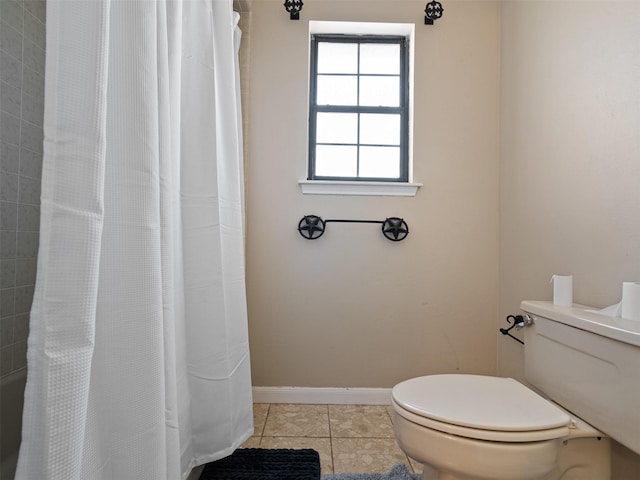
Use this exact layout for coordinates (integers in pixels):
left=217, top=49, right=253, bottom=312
left=392, top=300, right=640, bottom=480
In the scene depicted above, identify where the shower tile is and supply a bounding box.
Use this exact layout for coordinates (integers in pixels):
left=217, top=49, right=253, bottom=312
left=0, top=316, right=14, bottom=347
left=23, top=0, right=45, bottom=24
left=19, top=147, right=42, bottom=179
left=0, top=21, right=23, bottom=61
left=262, top=404, right=330, bottom=437
left=0, top=1, right=24, bottom=31
left=13, top=313, right=28, bottom=342
left=21, top=65, right=43, bottom=99
left=0, top=200, right=18, bottom=230
left=21, top=90, right=43, bottom=127
left=0, top=0, right=41, bottom=381
left=18, top=174, right=40, bottom=205
left=22, top=37, right=44, bottom=75
left=0, top=171, right=19, bottom=202
left=16, top=231, right=38, bottom=258
left=1, top=259, right=16, bottom=288
left=17, top=204, right=39, bottom=231
left=19, top=120, right=43, bottom=155
left=23, top=11, right=44, bottom=49
left=0, top=50, right=22, bottom=89
left=0, top=230, right=17, bottom=258
left=0, top=288, right=15, bottom=318
left=1, top=141, right=20, bottom=173
left=13, top=285, right=33, bottom=314
left=260, top=436, right=333, bottom=475
left=1, top=345, right=14, bottom=376
left=1, top=79, right=22, bottom=117
left=11, top=340, right=26, bottom=370
left=331, top=437, right=409, bottom=474
left=329, top=405, right=395, bottom=438
left=15, top=257, right=36, bottom=286
left=0, top=111, right=20, bottom=146
left=14, top=231, right=35, bottom=257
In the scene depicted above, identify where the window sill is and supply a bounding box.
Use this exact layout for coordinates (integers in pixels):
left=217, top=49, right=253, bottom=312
left=299, top=180, right=422, bottom=197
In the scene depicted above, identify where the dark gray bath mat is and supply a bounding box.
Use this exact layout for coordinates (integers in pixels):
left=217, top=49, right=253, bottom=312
left=199, top=448, right=321, bottom=480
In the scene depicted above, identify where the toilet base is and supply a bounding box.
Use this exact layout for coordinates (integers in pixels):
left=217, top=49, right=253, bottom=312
left=434, top=474, right=460, bottom=480
left=419, top=465, right=514, bottom=480
left=394, top=412, right=610, bottom=480
left=417, top=465, right=478, bottom=480
left=410, top=438, right=611, bottom=480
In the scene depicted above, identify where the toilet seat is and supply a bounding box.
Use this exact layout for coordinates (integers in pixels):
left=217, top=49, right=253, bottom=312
left=392, top=374, right=571, bottom=442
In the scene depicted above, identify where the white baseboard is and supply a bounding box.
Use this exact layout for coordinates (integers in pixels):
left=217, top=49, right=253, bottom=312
left=252, top=386, right=392, bottom=405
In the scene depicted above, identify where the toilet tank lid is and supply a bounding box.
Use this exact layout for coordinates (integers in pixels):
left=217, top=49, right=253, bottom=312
left=392, top=374, right=570, bottom=432
left=521, top=300, right=640, bottom=347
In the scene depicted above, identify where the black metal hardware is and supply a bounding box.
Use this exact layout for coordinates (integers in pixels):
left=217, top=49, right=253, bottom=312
left=283, top=0, right=303, bottom=20
left=297, top=215, right=326, bottom=240
left=424, top=0, right=444, bottom=25
left=499, top=315, right=524, bottom=345
left=297, top=215, right=409, bottom=242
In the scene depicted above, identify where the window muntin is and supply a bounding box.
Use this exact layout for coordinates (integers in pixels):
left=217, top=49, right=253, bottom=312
left=309, top=35, right=409, bottom=182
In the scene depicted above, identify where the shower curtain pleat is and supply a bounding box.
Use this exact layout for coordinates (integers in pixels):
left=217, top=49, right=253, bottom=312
left=16, top=1, right=253, bottom=479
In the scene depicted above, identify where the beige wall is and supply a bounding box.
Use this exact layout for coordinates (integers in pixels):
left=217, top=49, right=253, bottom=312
left=245, top=0, right=500, bottom=388
left=499, top=1, right=640, bottom=476
left=242, top=0, right=640, bottom=474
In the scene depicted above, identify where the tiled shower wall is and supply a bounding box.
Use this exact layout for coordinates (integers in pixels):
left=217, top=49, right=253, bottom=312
left=0, top=0, right=46, bottom=378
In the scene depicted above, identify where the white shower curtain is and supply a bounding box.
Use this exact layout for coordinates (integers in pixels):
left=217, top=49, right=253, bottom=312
left=16, top=1, right=253, bottom=479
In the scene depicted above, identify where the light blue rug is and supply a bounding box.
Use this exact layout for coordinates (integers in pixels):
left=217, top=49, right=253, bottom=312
left=322, top=463, right=420, bottom=480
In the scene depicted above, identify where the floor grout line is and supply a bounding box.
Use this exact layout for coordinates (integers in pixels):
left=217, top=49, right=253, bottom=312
left=250, top=403, right=416, bottom=476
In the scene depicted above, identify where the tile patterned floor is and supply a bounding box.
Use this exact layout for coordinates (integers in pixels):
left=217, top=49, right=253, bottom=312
left=244, top=403, right=422, bottom=476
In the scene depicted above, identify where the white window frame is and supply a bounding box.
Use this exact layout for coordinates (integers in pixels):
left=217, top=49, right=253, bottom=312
left=300, top=21, right=421, bottom=197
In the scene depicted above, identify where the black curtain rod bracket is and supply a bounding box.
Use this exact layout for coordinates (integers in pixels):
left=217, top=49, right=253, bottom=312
left=283, top=0, right=303, bottom=20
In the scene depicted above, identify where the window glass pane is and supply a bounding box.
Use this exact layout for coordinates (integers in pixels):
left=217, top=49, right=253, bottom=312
left=315, top=145, right=358, bottom=177
left=317, top=75, right=357, bottom=106
left=359, top=146, right=400, bottom=178
left=317, top=42, right=358, bottom=74
left=359, top=76, right=400, bottom=107
left=309, top=35, right=408, bottom=182
left=360, top=43, right=400, bottom=74
left=316, top=113, right=358, bottom=144
left=360, top=114, right=400, bottom=146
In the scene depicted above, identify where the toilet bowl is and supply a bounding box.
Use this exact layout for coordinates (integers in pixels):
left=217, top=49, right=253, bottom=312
left=392, top=374, right=610, bottom=480
left=389, top=300, right=640, bottom=480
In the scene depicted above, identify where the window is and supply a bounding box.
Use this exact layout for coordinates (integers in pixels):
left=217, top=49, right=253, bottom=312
left=308, top=34, right=409, bottom=183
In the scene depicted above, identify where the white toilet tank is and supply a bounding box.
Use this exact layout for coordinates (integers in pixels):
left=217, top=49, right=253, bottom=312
left=521, top=301, right=640, bottom=456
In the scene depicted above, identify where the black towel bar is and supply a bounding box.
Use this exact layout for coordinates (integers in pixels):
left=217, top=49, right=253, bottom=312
left=297, top=215, right=409, bottom=242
